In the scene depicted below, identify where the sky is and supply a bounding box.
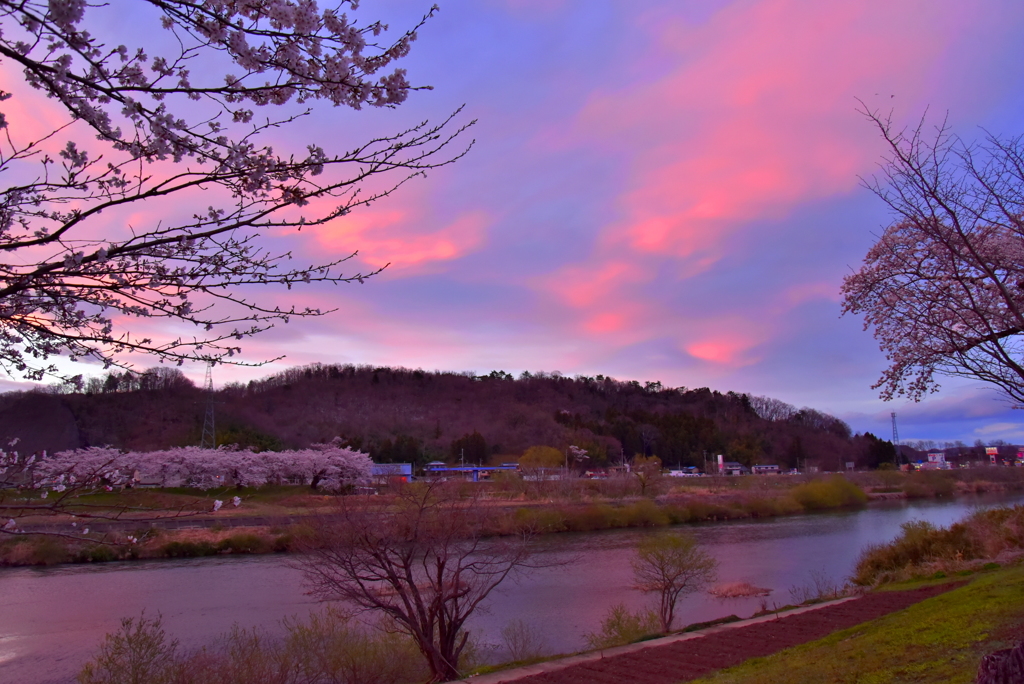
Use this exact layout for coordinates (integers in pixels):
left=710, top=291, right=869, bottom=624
left=7, top=0, right=1024, bottom=446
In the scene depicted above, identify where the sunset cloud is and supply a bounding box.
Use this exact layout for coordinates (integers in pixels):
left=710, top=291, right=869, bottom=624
left=16, top=0, right=1024, bottom=444
left=316, top=209, right=489, bottom=275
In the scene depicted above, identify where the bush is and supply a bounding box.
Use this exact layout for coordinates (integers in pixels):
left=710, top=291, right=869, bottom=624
left=903, top=471, right=956, bottom=498
left=500, top=619, right=546, bottom=662
left=73, top=544, right=119, bottom=563
left=790, top=475, right=867, bottom=510
left=852, top=506, right=1024, bottom=585
left=159, top=541, right=217, bottom=558
left=21, top=536, right=69, bottom=565
left=272, top=534, right=294, bottom=552
left=79, top=608, right=427, bottom=684
left=620, top=499, right=671, bottom=527
left=852, top=520, right=974, bottom=585
left=564, top=504, right=618, bottom=532
left=584, top=603, right=662, bottom=649
left=78, top=613, right=178, bottom=684
left=217, top=533, right=270, bottom=554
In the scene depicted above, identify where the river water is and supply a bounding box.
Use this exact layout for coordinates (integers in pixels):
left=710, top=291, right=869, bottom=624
left=2, top=493, right=1022, bottom=684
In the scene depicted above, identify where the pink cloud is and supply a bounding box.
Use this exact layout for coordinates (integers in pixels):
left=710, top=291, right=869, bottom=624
left=779, top=281, right=841, bottom=307
left=524, top=0, right=980, bottom=364
left=315, top=208, right=489, bottom=275
left=570, top=0, right=970, bottom=262
left=686, top=338, right=754, bottom=366
left=681, top=315, right=772, bottom=368
left=540, top=260, right=647, bottom=309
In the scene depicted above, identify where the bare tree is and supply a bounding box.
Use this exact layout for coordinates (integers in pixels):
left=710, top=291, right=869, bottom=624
left=0, top=1, right=472, bottom=383
left=297, top=482, right=537, bottom=683
left=631, top=531, right=717, bottom=632
left=748, top=395, right=797, bottom=422
left=843, top=106, right=1024, bottom=404
left=630, top=454, right=662, bottom=497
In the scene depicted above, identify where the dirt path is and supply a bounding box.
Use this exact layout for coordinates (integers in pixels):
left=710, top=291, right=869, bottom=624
left=466, top=583, right=960, bottom=684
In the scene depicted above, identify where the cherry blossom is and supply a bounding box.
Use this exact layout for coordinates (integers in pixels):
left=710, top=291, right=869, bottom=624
left=843, top=108, right=1024, bottom=404
left=0, top=1, right=471, bottom=383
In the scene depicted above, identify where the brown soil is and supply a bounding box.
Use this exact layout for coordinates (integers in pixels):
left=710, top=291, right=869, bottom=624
left=514, top=583, right=959, bottom=684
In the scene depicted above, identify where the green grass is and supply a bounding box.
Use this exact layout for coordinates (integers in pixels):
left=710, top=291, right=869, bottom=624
left=684, top=564, right=1024, bottom=684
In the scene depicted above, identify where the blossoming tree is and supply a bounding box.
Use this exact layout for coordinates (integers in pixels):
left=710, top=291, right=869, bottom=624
left=0, top=0, right=471, bottom=383
left=1, top=442, right=372, bottom=536
left=843, top=108, right=1024, bottom=404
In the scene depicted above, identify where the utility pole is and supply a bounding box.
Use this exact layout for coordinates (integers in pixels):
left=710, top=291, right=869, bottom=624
left=200, top=363, right=217, bottom=449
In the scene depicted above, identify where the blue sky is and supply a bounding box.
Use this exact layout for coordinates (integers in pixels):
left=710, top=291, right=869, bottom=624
left=6, top=0, right=1024, bottom=445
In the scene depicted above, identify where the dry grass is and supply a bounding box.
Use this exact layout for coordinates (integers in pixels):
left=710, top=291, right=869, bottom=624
left=710, top=582, right=773, bottom=598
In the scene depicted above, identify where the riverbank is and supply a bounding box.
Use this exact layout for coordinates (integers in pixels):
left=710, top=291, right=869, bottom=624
left=456, top=579, right=971, bottom=684
left=682, top=563, right=1024, bottom=684
left=4, top=496, right=1020, bottom=684
left=3, top=469, right=1022, bottom=567
left=455, top=563, right=1022, bottom=684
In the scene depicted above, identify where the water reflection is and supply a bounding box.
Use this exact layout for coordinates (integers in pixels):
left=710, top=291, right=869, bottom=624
left=2, top=492, right=1021, bottom=683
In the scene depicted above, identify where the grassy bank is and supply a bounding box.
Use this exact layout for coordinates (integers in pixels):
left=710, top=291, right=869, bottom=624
left=0, top=476, right=869, bottom=566
left=685, top=563, right=1024, bottom=684
left=4, top=469, right=1022, bottom=568
left=852, top=504, right=1024, bottom=585
left=0, top=526, right=301, bottom=566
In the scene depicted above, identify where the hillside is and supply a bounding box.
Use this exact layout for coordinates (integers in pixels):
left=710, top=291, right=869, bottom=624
left=0, top=364, right=897, bottom=470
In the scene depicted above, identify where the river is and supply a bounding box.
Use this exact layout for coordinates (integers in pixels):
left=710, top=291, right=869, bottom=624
left=2, top=493, right=1021, bottom=684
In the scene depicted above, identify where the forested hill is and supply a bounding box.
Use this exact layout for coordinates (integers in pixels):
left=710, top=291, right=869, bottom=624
left=0, top=364, right=897, bottom=470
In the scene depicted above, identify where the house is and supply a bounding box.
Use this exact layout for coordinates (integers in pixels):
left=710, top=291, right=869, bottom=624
left=722, top=461, right=748, bottom=476
left=751, top=464, right=780, bottom=475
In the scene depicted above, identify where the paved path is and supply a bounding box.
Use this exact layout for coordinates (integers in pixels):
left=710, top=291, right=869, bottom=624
left=460, top=583, right=959, bottom=684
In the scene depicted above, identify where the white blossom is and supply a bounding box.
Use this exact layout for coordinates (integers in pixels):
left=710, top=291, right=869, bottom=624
left=0, top=1, right=465, bottom=382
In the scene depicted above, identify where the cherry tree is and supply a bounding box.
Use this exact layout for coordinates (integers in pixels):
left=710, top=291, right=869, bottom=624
left=0, top=0, right=471, bottom=384
left=843, top=108, right=1024, bottom=404
left=1, top=442, right=372, bottom=535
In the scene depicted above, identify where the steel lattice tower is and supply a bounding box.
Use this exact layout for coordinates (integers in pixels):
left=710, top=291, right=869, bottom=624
left=891, top=411, right=902, bottom=466
left=200, top=363, right=216, bottom=449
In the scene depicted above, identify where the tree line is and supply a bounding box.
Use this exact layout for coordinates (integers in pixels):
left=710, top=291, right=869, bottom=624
left=1, top=363, right=908, bottom=472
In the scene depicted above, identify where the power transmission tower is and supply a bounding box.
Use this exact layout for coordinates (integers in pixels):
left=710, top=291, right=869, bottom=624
left=890, top=411, right=902, bottom=467
left=200, top=363, right=217, bottom=449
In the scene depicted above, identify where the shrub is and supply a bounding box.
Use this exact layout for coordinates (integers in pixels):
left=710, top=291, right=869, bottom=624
left=73, top=544, right=119, bottom=563
left=217, top=533, right=270, bottom=554
left=500, top=619, right=545, bottom=662
left=620, top=499, right=671, bottom=527
left=513, top=506, right=568, bottom=533
left=160, top=540, right=217, bottom=558
left=852, top=520, right=973, bottom=585
left=79, top=608, right=427, bottom=684
left=78, top=613, right=178, bottom=684
left=272, top=534, right=294, bottom=553
left=903, top=471, right=956, bottom=499
left=564, top=504, right=618, bottom=532
left=282, top=607, right=426, bottom=684
left=25, top=536, right=70, bottom=566
left=851, top=507, right=1024, bottom=585
left=584, top=604, right=662, bottom=649
left=790, top=475, right=867, bottom=511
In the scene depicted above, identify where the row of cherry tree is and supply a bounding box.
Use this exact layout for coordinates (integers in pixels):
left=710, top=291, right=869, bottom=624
left=23, top=442, right=373, bottom=492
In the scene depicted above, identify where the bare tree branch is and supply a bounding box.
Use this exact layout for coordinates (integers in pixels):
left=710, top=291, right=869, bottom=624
left=843, top=106, right=1024, bottom=405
